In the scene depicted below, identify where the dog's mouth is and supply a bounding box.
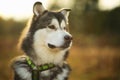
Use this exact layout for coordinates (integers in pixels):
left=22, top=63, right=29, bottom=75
left=61, top=42, right=71, bottom=49
left=48, top=41, right=71, bottom=49
left=48, top=43, right=56, bottom=49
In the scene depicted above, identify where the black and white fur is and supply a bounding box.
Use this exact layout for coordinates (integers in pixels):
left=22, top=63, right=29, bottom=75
left=11, top=2, right=72, bottom=80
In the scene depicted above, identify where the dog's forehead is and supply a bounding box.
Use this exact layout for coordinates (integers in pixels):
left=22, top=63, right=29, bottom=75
left=50, top=18, right=65, bottom=29
left=46, top=11, right=66, bottom=24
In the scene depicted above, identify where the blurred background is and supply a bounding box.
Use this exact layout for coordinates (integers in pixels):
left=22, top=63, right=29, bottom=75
left=0, top=0, right=120, bottom=80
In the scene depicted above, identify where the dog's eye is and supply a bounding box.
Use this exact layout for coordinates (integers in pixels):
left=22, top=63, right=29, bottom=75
left=63, top=27, right=66, bottom=30
left=48, top=25, right=56, bottom=30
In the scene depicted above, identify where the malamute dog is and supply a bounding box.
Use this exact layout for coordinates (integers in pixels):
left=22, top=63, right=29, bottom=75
left=11, top=2, right=72, bottom=80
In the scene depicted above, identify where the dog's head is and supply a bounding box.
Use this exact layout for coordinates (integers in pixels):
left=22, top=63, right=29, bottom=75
left=20, top=2, right=72, bottom=55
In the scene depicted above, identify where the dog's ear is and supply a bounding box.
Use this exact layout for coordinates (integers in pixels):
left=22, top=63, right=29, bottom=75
left=60, top=9, right=71, bottom=20
left=33, top=2, right=45, bottom=16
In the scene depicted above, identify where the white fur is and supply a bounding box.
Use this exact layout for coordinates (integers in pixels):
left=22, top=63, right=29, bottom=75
left=61, top=20, right=66, bottom=29
left=33, top=29, right=68, bottom=65
left=33, top=18, right=72, bottom=65
left=46, top=19, right=72, bottom=47
left=41, top=70, right=50, bottom=76
left=61, top=9, right=70, bottom=23
left=33, top=3, right=45, bottom=16
left=49, top=18, right=60, bottom=29
left=57, top=68, right=69, bottom=80
left=16, top=67, right=31, bottom=80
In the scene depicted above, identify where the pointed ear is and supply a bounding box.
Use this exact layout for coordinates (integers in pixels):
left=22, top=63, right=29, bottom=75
left=33, top=2, right=45, bottom=16
left=61, top=9, right=71, bottom=20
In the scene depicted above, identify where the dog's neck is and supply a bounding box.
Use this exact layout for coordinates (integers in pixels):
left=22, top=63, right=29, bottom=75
left=29, top=48, right=68, bottom=66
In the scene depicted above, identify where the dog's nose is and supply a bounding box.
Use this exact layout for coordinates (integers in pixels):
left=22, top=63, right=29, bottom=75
left=64, top=35, right=72, bottom=41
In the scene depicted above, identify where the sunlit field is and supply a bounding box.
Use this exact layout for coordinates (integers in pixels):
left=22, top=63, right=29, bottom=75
left=69, top=45, right=120, bottom=80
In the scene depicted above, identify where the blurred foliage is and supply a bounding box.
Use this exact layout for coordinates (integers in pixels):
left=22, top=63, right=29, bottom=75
left=0, top=0, right=120, bottom=80
left=0, top=17, right=26, bottom=37
left=0, top=17, right=26, bottom=80
left=49, top=0, right=120, bottom=46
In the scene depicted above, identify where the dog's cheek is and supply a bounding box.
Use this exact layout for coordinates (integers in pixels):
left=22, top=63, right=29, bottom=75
left=33, top=29, right=48, bottom=47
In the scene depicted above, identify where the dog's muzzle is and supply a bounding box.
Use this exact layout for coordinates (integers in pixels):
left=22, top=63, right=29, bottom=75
left=48, top=35, right=72, bottom=49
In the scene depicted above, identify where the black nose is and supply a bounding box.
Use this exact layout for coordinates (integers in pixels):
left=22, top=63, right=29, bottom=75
left=64, top=35, right=72, bottom=41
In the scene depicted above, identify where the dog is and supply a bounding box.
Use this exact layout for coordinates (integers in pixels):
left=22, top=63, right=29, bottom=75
left=11, top=2, right=72, bottom=80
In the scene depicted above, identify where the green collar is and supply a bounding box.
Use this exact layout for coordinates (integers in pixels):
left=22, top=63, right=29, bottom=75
left=26, top=57, right=55, bottom=71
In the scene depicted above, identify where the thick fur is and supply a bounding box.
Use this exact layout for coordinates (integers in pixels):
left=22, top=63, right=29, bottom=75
left=11, top=2, right=72, bottom=80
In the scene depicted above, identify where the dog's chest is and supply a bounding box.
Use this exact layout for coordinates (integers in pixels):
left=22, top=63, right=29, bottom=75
left=23, top=67, right=69, bottom=80
left=31, top=67, right=69, bottom=80
left=13, top=58, right=71, bottom=80
left=40, top=65, right=70, bottom=80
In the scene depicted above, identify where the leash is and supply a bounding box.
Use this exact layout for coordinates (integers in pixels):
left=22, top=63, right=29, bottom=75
left=26, top=57, right=55, bottom=80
